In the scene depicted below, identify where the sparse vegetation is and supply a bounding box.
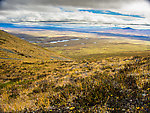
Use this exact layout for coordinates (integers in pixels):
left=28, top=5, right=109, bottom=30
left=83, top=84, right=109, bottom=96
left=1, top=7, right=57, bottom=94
left=0, top=30, right=149, bottom=112
left=0, top=30, right=67, bottom=61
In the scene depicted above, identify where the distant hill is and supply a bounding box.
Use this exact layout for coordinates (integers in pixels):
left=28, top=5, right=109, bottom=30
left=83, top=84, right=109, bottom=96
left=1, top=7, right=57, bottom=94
left=0, top=30, right=68, bottom=61
left=122, top=27, right=134, bottom=30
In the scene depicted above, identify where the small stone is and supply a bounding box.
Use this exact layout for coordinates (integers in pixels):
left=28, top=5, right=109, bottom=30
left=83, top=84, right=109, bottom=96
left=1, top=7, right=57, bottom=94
left=122, top=109, right=125, bottom=111
left=142, top=94, right=146, bottom=97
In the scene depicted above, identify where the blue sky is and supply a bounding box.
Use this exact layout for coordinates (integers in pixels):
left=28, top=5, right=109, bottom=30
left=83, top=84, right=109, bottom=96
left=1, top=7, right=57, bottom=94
left=79, top=9, right=144, bottom=18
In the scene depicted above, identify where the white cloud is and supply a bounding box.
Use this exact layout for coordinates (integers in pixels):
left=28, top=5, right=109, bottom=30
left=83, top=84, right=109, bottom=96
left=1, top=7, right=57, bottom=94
left=0, top=8, right=149, bottom=27
left=121, top=0, right=150, bottom=20
left=0, top=0, right=150, bottom=29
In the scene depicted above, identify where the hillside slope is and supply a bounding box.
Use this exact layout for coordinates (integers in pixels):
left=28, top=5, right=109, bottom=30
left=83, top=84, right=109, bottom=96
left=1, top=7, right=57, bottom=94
left=0, top=30, right=149, bottom=113
left=0, top=30, right=68, bottom=61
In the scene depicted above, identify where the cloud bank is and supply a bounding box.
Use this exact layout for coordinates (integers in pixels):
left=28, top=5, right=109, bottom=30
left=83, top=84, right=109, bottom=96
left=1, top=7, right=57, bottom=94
left=0, top=0, right=141, bottom=9
left=0, top=0, right=150, bottom=29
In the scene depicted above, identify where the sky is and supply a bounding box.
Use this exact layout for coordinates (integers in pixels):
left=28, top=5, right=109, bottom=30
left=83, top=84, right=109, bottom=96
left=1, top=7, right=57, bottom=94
left=0, top=0, right=150, bottom=31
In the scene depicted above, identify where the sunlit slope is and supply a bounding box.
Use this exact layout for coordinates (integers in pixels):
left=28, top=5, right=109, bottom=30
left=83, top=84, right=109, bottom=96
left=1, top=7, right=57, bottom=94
left=0, top=30, right=149, bottom=112
left=0, top=30, right=68, bottom=61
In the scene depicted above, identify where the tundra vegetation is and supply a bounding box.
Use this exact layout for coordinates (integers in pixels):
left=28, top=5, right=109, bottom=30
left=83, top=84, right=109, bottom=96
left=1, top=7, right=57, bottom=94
left=0, top=30, right=149, bottom=112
